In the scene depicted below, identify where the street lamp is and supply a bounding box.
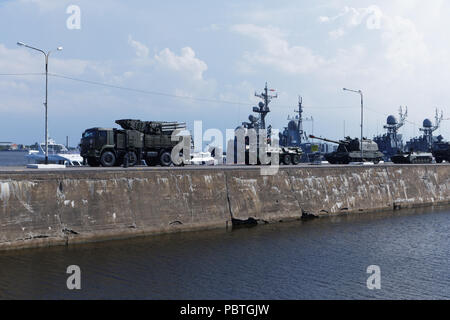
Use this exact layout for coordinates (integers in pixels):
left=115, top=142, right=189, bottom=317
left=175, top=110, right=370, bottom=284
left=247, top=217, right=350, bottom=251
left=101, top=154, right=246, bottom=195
left=343, top=88, right=363, bottom=161
left=17, top=42, right=63, bottom=165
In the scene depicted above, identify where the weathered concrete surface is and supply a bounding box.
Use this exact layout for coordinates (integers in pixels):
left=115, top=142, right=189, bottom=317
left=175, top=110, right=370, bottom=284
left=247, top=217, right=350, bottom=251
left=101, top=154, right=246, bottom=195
left=0, top=165, right=449, bottom=250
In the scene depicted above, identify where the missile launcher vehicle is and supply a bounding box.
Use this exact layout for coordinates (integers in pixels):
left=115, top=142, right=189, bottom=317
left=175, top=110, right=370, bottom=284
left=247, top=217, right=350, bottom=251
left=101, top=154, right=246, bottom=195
left=80, top=119, right=187, bottom=167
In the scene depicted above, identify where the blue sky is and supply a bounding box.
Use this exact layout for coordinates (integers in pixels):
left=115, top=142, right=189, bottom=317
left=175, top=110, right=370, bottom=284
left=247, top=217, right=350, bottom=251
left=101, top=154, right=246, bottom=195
left=0, top=0, right=449, bottom=145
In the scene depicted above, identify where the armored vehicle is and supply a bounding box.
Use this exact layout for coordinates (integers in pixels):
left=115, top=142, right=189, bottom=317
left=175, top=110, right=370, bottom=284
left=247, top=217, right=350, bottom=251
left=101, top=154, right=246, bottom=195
left=80, top=119, right=187, bottom=167
left=309, top=135, right=383, bottom=164
left=432, top=139, right=450, bottom=163
left=391, top=151, right=433, bottom=164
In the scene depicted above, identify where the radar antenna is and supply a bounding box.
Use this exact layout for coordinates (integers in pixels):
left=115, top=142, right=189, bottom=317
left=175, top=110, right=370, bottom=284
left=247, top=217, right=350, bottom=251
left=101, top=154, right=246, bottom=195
left=397, top=106, right=408, bottom=130
left=432, top=108, right=444, bottom=132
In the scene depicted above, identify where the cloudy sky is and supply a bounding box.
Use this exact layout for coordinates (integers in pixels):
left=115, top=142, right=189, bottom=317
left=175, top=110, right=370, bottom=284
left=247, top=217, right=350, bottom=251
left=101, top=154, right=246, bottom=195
left=0, top=0, right=449, bottom=146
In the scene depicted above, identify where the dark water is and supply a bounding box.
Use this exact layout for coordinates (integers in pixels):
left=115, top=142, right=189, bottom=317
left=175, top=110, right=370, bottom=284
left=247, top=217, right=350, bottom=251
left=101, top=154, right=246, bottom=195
left=0, top=151, right=27, bottom=166
left=0, top=206, right=448, bottom=300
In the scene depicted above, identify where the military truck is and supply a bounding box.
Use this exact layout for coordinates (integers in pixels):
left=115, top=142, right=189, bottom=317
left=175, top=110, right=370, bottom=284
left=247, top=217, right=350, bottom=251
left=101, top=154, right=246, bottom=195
left=309, top=135, right=383, bottom=164
left=80, top=119, right=187, bottom=167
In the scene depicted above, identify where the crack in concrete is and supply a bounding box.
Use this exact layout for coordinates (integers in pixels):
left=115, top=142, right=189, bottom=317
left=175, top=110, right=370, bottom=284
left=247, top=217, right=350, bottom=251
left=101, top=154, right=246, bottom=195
left=224, top=171, right=234, bottom=221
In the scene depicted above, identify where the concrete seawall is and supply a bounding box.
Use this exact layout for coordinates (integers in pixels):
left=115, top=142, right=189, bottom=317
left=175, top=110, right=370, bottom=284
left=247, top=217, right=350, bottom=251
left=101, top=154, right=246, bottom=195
left=0, top=165, right=449, bottom=250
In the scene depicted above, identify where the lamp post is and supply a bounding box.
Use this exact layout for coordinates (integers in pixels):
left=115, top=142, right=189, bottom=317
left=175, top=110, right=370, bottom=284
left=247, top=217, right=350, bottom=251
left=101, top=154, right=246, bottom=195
left=343, top=88, right=363, bottom=161
left=17, top=42, right=63, bottom=165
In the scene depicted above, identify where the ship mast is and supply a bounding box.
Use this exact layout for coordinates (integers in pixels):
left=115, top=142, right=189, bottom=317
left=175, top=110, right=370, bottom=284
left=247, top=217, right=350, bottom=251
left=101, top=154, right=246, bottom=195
left=254, top=82, right=277, bottom=130
left=296, top=96, right=305, bottom=143
left=287, top=95, right=310, bottom=144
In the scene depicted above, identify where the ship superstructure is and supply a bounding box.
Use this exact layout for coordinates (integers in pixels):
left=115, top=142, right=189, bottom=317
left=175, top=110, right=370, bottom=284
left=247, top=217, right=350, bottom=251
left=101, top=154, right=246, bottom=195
left=405, top=109, right=443, bottom=152
left=279, top=96, right=331, bottom=162
left=374, top=106, right=407, bottom=161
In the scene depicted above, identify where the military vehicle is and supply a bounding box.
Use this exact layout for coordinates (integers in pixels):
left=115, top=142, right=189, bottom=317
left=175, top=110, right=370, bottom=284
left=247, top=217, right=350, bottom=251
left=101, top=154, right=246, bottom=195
left=233, top=83, right=303, bottom=165
left=80, top=119, right=187, bottom=167
left=390, top=151, right=433, bottom=164
left=309, top=135, right=383, bottom=164
left=432, top=137, right=450, bottom=163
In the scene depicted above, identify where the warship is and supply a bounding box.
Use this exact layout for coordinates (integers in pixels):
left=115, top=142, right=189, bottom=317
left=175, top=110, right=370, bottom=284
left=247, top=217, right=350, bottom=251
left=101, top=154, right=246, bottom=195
left=404, top=109, right=443, bottom=152
left=373, top=106, right=407, bottom=161
left=278, top=96, right=331, bottom=162
left=233, top=83, right=303, bottom=165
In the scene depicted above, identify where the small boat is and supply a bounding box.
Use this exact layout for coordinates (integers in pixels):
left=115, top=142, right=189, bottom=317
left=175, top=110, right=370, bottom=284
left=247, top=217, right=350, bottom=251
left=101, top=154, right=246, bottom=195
left=26, top=139, right=83, bottom=166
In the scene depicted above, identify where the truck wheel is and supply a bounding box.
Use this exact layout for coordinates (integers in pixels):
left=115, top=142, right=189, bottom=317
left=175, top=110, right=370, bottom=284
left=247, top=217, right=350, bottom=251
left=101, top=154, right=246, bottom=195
left=100, top=151, right=116, bottom=167
left=160, top=151, right=172, bottom=166
left=282, top=154, right=292, bottom=165
left=126, top=151, right=138, bottom=167
left=436, top=158, right=443, bottom=163
left=292, top=154, right=301, bottom=165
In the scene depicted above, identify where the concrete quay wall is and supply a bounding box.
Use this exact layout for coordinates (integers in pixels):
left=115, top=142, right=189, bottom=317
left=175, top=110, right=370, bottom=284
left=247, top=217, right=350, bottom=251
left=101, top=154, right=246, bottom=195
left=0, top=165, right=449, bottom=250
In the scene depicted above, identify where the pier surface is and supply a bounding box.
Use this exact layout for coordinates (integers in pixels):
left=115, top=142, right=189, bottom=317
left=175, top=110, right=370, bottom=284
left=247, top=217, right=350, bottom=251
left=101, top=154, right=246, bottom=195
left=0, top=164, right=449, bottom=250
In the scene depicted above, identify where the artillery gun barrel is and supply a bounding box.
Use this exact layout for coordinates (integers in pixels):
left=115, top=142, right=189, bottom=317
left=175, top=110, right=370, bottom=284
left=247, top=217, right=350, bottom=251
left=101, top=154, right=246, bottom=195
left=309, top=135, right=342, bottom=145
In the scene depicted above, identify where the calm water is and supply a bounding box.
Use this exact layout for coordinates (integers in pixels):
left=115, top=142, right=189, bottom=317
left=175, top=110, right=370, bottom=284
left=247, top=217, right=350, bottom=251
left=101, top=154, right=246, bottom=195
left=0, top=151, right=27, bottom=166
left=0, top=206, right=448, bottom=299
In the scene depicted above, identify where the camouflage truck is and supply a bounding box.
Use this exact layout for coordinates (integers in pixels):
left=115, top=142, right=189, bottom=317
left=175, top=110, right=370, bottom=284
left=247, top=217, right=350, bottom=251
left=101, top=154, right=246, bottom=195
left=80, top=119, right=187, bottom=167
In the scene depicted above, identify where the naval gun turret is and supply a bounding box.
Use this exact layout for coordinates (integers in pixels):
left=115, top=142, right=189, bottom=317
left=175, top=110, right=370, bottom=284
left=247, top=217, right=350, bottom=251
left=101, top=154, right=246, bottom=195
left=309, top=135, right=383, bottom=164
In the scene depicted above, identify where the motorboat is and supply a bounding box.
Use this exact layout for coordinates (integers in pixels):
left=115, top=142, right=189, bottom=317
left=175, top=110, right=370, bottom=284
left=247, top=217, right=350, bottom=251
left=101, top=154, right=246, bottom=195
left=26, top=139, right=83, bottom=166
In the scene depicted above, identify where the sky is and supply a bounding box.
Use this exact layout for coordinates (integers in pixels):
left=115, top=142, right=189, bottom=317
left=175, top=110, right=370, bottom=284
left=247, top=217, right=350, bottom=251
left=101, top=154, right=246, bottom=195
left=0, top=0, right=449, bottom=146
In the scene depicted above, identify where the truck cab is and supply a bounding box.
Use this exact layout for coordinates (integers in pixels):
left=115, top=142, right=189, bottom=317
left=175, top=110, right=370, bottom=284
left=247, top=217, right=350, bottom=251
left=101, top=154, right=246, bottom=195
left=80, top=128, right=115, bottom=166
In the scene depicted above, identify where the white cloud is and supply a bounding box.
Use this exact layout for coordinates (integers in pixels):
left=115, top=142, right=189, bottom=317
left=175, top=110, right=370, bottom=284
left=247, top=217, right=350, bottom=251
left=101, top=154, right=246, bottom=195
left=128, top=35, right=149, bottom=58
left=320, top=5, right=383, bottom=30
left=381, top=15, right=429, bottom=70
left=154, top=47, right=208, bottom=81
left=231, top=24, right=325, bottom=74
left=319, top=5, right=429, bottom=71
